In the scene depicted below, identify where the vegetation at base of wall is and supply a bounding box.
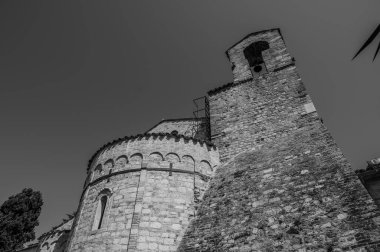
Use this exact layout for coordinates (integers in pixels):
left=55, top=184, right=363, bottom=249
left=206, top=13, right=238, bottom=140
left=0, top=188, right=43, bottom=252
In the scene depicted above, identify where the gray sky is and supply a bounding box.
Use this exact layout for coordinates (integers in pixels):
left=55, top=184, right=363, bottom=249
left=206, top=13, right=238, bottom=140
left=0, top=0, right=379, bottom=237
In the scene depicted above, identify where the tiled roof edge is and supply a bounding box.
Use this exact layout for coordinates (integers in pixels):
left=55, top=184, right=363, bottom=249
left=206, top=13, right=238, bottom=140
left=38, top=216, right=74, bottom=241
left=145, top=117, right=205, bottom=134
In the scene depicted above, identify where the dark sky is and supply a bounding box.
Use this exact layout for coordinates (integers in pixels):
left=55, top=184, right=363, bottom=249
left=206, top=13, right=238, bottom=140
left=0, top=0, right=379, bottom=237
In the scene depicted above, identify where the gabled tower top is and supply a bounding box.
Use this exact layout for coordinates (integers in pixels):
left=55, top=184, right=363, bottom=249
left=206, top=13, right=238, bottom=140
left=226, top=28, right=293, bottom=82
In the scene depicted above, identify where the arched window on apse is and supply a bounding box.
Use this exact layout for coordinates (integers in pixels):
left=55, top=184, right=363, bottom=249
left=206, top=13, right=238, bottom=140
left=92, top=189, right=111, bottom=231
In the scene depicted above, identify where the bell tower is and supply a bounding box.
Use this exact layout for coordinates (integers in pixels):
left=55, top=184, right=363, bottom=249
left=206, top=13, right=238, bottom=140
left=179, top=29, right=380, bottom=251
left=209, top=28, right=298, bottom=162
left=226, top=28, right=293, bottom=82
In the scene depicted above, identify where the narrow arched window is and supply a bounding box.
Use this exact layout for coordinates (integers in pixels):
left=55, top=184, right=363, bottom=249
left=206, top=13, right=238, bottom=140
left=98, top=196, right=107, bottom=229
left=92, top=193, right=109, bottom=230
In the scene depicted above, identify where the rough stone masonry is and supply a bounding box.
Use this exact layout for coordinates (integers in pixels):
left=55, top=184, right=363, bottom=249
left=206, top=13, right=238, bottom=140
left=60, top=28, right=380, bottom=252
left=178, top=29, right=380, bottom=251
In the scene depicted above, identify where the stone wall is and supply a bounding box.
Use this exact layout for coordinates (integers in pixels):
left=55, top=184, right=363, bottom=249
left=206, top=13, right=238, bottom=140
left=179, top=123, right=380, bottom=251
left=67, top=134, right=219, bottom=252
left=209, top=64, right=304, bottom=163
left=178, top=29, right=380, bottom=251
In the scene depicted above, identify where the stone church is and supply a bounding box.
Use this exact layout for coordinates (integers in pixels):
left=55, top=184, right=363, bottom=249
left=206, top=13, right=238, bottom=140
left=18, top=28, right=380, bottom=252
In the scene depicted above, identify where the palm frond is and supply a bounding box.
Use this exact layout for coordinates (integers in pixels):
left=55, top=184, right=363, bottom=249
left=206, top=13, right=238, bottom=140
left=373, top=40, right=380, bottom=61
left=353, top=24, right=380, bottom=60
